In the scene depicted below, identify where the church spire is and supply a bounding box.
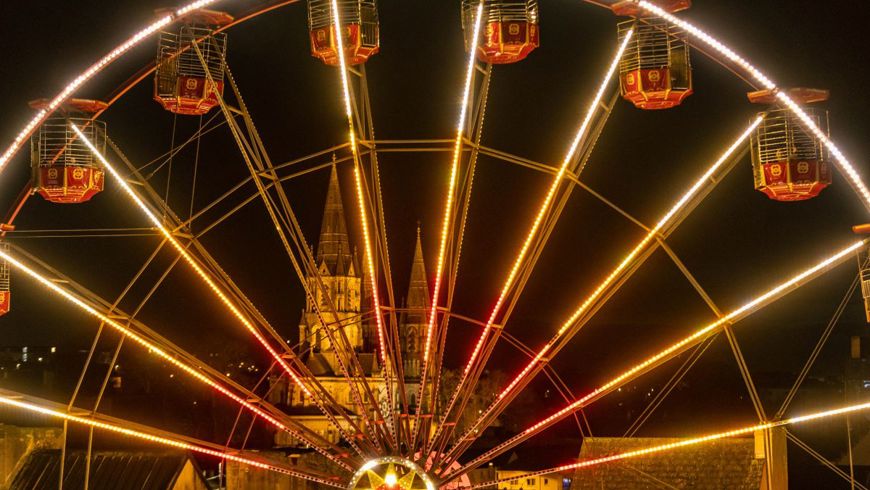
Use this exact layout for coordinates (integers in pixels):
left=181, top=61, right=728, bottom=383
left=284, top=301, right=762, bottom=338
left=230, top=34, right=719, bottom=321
left=405, top=223, right=429, bottom=324
left=316, top=159, right=354, bottom=275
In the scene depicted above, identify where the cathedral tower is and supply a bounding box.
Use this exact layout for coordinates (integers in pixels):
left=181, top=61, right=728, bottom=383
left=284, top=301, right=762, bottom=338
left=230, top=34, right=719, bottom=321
left=299, top=164, right=364, bottom=364
left=401, top=225, right=429, bottom=379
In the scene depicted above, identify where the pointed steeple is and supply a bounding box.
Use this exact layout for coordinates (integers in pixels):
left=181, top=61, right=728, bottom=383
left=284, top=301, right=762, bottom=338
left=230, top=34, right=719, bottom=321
left=317, top=159, right=354, bottom=275
left=405, top=223, right=430, bottom=324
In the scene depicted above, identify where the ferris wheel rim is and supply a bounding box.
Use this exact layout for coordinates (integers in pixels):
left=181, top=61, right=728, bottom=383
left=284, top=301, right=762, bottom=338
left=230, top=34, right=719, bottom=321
left=1, top=0, right=869, bottom=486
left=0, top=0, right=862, bottom=194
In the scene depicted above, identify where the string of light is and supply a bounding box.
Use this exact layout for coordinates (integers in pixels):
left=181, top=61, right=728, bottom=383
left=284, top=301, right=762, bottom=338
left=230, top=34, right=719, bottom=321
left=414, top=0, right=485, bottom=448
left=0, top=0, right=224, bottom=172
left=71, top=124, right=324, bottom=407
left=326, top=0, right=397, bottom=444
left=329, top=0, right=389, bottom=378
left=634, top=0, right=870, bottom=211
left=450, top=238, right=864, bottom=477
left=450, top=118, right=762, bottom=449
left=424, top=0, right=485, bottom=367
left=0, top=246, right=350, bottom=465
left=436, top=28, right=634, bottom=446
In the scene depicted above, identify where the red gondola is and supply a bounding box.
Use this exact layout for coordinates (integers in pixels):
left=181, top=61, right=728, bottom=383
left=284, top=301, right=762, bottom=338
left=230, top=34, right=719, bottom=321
left=462, top=1, right=540, bottom=64
left=154, top=9, right=232, bottom=116
left=749, top=88, right=831, bottom=201
left=29, top=98, right=107, bottom=204
left=616, top=16, right=692, bottom=110
left=308, top=0, right=380, bottom=66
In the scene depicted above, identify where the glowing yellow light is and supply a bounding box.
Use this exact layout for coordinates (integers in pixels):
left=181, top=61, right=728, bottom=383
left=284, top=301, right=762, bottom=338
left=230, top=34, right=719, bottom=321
left=524, top=239, right=863, bottom=433
left=350, top=457, right=435, bottom=490
left=385, top=472, right=398, bottom=486
left=445, top=119, right=796, bottom=461
left=424, top=0, right=485, bottom=369
left=636, top=0, right=870, bottom=211
left=71, top=124, right=317, bottom=400
left=0, top=394, right=341, bottom=486
left=329, top=0, right=389, bottom=374
left=435, top=31, right=636, bottom=450
left=463, top=29, right=634, bottom=377
left=176, top=0, right=220, bottom=16
left=497, top=118, right=762, bottom=401
left=452, top=238, right=865, bottom=477
left=473, top=399, right=870, bottom=488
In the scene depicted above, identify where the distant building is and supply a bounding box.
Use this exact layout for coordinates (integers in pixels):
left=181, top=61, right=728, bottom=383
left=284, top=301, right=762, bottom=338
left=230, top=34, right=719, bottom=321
left=497, top=472, right=562, bottom=490
left=493, top=444, right=575, bottom=490
left=226, top=450, right=329, bottom=490
left=846, top=335, right=870, bottom=406
left=0, top=346, right=59, bottom=395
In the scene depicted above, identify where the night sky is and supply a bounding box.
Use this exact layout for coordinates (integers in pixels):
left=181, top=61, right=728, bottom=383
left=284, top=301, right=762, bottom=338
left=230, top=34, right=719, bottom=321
left=2, top=0, right=870, bottom=455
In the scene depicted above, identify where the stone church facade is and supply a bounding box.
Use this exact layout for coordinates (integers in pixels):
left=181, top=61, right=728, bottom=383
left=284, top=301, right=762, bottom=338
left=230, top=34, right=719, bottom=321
left=268, top=164, right=428, bottom=446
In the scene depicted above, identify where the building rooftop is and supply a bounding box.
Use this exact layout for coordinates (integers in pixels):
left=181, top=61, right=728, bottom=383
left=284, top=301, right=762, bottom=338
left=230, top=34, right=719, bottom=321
left=9, top=449, right=206, bottom=490
left=571, top=437, right=764, bottom=490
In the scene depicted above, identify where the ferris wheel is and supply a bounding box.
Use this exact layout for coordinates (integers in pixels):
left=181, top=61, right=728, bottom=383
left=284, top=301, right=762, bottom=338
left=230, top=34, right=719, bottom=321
left=1, top=0, right=870, bottom=488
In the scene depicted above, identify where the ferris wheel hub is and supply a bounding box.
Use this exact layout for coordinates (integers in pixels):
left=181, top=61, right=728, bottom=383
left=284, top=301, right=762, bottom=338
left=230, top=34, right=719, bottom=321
left=349, top=457, right=436, bottom=490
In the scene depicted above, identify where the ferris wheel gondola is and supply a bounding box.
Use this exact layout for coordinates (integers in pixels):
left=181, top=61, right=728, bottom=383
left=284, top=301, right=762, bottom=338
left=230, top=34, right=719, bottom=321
left=29, top=98, right=107, bottom=204
left=748, top=88, right=832, bottom=201
left=308, top=0, right=380, bottom=66
left=616, top=14, right=692, bottom=110
left=461, top=0, right=540, bottom=64
left=154, top=9, right=232, bottom=115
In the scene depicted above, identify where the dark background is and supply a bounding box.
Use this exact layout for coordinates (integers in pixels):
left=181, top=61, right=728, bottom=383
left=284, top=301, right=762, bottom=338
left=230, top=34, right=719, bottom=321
left=1, top=0, right=870, bottom=486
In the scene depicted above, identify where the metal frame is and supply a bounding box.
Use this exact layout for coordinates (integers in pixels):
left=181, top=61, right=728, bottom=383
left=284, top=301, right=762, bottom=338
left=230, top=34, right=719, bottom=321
left=0, top=1, right=864, bottom=488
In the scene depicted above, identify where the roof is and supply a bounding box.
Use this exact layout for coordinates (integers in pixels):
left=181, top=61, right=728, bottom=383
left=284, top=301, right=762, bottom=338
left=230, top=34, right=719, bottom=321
left=571, top=437, right=763, bottom=490
left=305, top=353, right=335, bottom=376
left=304, top=352, right=380, bottom=377
left=497, top=443, right=581, bottom=472
left=9, top=449, right=205, bottom=490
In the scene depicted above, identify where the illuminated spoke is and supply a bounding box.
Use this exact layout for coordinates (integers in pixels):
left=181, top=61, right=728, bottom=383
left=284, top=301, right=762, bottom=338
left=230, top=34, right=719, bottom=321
left=431, top=31, right=633, bottom=462
left=0, top=389, right=345, bottom=488
left=441, top=119, right=761, bottom=467
left=325, top=0, right=400, bottom=449
left=444, top=238, right=865, bottom=481
left=72, top=123, right=375, bottom=455
left=629, top=0, right=870, bottom=213
left=411, top=1, right=486, bottom=454
left=0, top=245, right=354, bottom=468
left=193, top=55, right=381, bottom=450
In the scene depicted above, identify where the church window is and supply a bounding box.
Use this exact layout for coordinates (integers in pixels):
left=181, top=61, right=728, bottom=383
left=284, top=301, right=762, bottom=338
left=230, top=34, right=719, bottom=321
left=407, top=331, right=416, bottom=353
